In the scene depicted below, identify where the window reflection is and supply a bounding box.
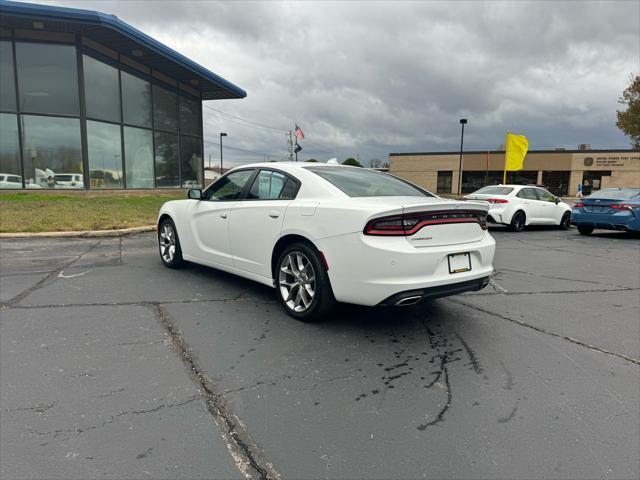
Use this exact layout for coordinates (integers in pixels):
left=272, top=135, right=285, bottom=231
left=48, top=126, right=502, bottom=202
left=155, top=131, right=179, bottom=188
left=0, top=41, right=16, bottom=112
left=0, top=113, right=23, bottom=189
left=179, top=95, right=200, bottom=135
left=153, top=84, right=177, bottom=132
left=124, top=126, right=154, bottom=188
left=84, top=54, right=121, bottom=123
left=21, top=115, right=83, bottom=189
left=121, top=71, right=152, bottom=128
left=87, top=120, right=123, bottom=188
left=180, top=135, right=203, bottom=188
left=16, top=42, right=79, bottom=116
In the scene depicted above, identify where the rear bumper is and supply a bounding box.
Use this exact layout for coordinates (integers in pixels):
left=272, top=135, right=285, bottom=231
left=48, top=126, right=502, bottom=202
left=378, top=276, right=491, bottom=306
left=316, top=231, right=495, bottom=306
left=570, top=210, right=640, bottom=232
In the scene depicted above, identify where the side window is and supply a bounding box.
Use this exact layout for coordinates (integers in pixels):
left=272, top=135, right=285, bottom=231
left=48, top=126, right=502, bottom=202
left=516, top=189, right=527, bottom=199
left=206, top=170, right=254, bottom=200
left=521, top=188, right=538, bottom=200
left=248, top=170, right=297, bottom=200
left=535, top=188, right=556, bottom=203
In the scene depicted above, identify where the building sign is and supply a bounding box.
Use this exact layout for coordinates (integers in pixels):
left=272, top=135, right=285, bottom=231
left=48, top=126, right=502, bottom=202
left=583, top=156, right=639, bottom=167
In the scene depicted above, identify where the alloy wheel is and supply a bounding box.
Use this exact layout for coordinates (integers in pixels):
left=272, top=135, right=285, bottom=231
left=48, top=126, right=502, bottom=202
left=513, top=212, right=525, bottom=232
left=278, top=251, right=316, bottom=312
left=159, top=223, right=176, bottom=263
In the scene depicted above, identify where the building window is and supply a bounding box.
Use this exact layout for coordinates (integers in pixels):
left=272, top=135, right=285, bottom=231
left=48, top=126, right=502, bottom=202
left=15, top=42, right=79, bottom=116
left=21, top=115, right=83, bottom=189
left=83, top=54, right=121, bottom=123
left=0, top=41, right=16, bottom=112
left=87, top=120, right=123, bottom=189
left=154, top=131, right=180, bottom=188
left=179, top=94, right=200, bottom=135
left=542, top=171, right=570, bottom=196
left=505, top=170, right=537, bottom=185
left=0, top=113, right=21, bottom=188
left=437, top=171, right=452, bottom=193
left=180, top=135, right=203, bottom=187
left=582, top=171, right=612, bottom=195
left=153, top=84, right=178, bottom=132
left=124, top=126, right=154, bottom=188
left=121, top=70, right=152, bottom=128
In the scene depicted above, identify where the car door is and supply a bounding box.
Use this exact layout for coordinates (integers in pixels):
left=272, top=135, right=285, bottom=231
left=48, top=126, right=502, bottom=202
left=228, top=169, right=300, bottom=278
left=534, top=187, right=562, bottom=224
left=186, top=169, right=255, bottom=266
left=516, top=187, right=543, bottom=223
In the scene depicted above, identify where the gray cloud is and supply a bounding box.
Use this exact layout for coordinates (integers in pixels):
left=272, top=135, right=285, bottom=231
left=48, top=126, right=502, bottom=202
left=35, top=0, right=640, bottom=165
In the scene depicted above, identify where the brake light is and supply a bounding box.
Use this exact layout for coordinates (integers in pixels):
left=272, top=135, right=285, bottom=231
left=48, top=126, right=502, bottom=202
left=574, top=202, right=585, bottom=208
left=364, top=210, right=488, bottom=236
left=610, top=204, right=638, bottom=211
left=487, top=198, right=509, bottom=204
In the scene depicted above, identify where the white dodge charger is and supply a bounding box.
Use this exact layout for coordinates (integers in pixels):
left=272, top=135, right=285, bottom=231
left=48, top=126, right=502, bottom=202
left=157, top=163, right=495, bottom=321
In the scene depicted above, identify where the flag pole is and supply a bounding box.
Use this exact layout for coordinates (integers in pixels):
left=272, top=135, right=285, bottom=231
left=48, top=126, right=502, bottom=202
left=503, top=132, right=509, bottom=184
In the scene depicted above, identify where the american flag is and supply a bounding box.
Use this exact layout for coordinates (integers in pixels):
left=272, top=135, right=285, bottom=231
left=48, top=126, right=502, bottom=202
left=294, top=124, right=305, bottom=139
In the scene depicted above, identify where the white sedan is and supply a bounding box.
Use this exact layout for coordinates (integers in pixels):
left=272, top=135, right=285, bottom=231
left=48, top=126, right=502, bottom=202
left=464, top=185, right=572, bottom=232
left=157, top=163, right=495, bottom=321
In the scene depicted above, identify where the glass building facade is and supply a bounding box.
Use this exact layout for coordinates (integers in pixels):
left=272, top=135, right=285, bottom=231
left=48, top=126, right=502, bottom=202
left=0, top=33, right=204, bottom=190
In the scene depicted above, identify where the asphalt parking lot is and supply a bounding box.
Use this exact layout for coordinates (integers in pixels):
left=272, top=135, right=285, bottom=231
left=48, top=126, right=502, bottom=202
left=1, top=227, right=639, bottom=479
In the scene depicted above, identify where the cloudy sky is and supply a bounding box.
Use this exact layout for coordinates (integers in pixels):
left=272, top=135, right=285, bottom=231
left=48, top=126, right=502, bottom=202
left=33, top=0, right=640, bottom=166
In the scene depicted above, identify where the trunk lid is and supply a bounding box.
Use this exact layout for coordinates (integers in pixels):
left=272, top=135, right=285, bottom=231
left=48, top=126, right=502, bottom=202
left=402, top=200, right=488, bottom=247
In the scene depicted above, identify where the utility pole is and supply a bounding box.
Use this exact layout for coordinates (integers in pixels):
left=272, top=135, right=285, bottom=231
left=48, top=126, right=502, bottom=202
left=288, top=130, right=293, bottom=162
left=208, top=154, right=211, bottom=169
left=457, top=119, right=467, bottom=197
left=219, top=132, right=227, bottom=172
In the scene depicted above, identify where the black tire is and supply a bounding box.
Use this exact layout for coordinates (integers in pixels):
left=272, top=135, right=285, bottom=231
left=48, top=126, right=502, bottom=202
left=275, top=242, right=336, bottom=322
left=509, top=211, right=526, bottom=232
left=559, top=211, right=571, bottom=230
left=158, top=218, right=185, bottom=268
left=577, top=225, right=594, bottom=235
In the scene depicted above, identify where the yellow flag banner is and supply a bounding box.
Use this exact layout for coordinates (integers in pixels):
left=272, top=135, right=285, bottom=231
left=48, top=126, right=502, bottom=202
left=504, top=132, right=528, bottom=172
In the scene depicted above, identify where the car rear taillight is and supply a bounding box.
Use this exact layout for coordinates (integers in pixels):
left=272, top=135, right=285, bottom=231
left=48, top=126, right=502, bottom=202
left=487, top=198, right=509, bottom=204
left=364, top=210, right=488, bottom=236
left=574, top=202, right=585, bottom=208
left=610, top=204, right=638, bottom=211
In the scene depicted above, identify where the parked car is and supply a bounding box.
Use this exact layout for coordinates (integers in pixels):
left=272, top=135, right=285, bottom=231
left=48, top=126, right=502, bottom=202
left=53, top=173, right=84, bottom=189
left=0, top=173, right=41, bottom=189
left=157, top=163, right=495, bottom=321
left=464, top=185, right=572, bottom=232
left=571, top=188, right=640, bottom=234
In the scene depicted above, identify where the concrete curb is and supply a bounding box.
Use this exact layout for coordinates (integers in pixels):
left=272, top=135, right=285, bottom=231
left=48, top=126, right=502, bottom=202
left=0, top=225, right=156, bottom=239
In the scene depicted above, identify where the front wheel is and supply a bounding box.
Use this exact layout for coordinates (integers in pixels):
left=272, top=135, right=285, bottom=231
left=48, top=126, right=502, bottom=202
left=577, top=225, right=594, bottom=235
left=158, top=218, right=185, bottom=268
left=559, top=211, right=571, bottom=230
left=509, top=211, right=526, bottom=232
left=276, top=243, right=336, bottom=322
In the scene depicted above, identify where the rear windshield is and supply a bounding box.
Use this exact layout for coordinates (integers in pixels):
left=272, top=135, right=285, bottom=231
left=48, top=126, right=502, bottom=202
left=472, top=186, right=514, bottom=195
left=588, top=188, right=640, bottom=200
left=306, top=166, right=433, bottom=197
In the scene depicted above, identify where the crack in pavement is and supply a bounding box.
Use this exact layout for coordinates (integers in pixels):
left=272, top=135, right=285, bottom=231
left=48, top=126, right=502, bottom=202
left=4, top=241, right=103, bottom=307
left=148, top=303, right=280, bottom=480
left=496, top=267, right=633, bottom=289
left=0, top=290, right=275, bottom=310
left=449, top=298, right=640, bottom=366
left=25, top=396, right=199, bottom=438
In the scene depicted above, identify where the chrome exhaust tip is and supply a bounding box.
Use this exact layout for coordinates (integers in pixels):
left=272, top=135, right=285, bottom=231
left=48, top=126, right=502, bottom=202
left=395, top=295, right=423, bottom=306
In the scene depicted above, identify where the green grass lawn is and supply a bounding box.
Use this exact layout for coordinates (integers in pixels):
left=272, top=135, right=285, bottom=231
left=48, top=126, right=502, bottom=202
left=0, top=192, right=184, bottom=233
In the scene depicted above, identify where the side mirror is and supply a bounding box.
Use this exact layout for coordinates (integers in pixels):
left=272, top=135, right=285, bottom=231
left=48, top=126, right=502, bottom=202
left=187, top=188, right=202, bottom=200
left=555, top=197, right=561, bottom=204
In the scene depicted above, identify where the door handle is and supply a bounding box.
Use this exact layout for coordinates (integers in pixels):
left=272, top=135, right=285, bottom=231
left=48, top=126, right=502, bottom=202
left=268, top=211, right=280, bottom=218
left=220, top=212, right=228, bottom=219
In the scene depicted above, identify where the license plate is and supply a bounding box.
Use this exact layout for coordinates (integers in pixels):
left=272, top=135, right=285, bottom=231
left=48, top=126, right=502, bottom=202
left=448, top=252, right=471, bottom=274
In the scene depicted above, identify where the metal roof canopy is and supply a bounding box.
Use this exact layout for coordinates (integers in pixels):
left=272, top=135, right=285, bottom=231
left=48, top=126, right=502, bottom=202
left=0, top=0, right=247, bottom=100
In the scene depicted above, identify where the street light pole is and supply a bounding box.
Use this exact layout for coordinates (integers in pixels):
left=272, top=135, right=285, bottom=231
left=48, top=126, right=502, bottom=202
left=219, top=132, right=227, bottom=173
left=457, top=119, right=467, bottom=197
